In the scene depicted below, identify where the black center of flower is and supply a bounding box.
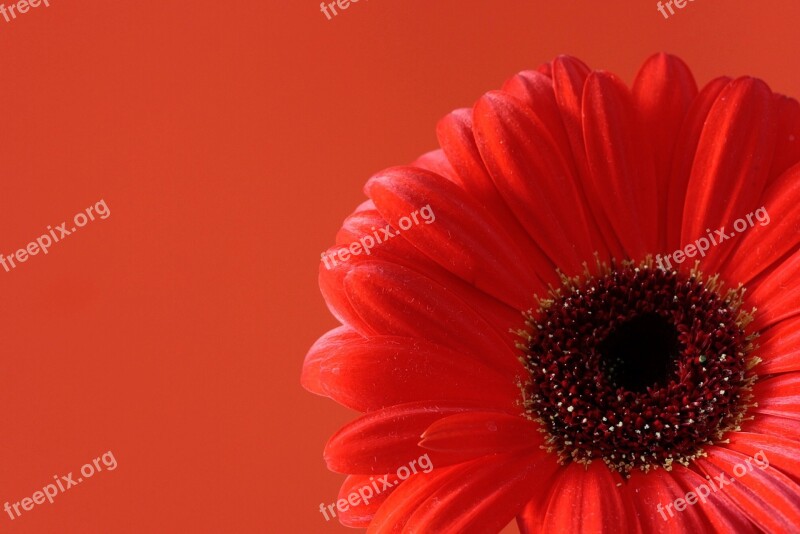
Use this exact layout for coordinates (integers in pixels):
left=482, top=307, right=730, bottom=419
left=598, top=313, right=681, bottom=393
left=520, top=261, right=758, bottom=473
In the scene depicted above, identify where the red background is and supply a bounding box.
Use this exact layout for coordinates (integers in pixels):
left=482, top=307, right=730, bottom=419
left=0, top=1, right=797, bottom=532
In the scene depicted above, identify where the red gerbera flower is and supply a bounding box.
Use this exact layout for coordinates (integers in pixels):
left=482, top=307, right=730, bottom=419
left=302, top=53, right=800, bottom=533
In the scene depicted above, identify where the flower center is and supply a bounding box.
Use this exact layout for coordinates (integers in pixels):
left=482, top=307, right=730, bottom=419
left=598, top=312, right=681, bottom=393
left=519, top=260, right=759, bottom=474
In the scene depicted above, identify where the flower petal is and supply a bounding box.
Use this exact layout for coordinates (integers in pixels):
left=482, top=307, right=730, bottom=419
left=325, top=206, right=525, bottom=340
left=402, top=451, right=559, bottom=533
left=694, top=447, right=800, bottom=533
left=303, top=333, right=520, bottom=413
left=436, top=109, right=552, bottom=270
left=419, top=411, right=540, bottom=457
left=501, top=70, right=572, bottom=152
left=752, top=373, right=800, bottom=420
left=411, top=149, right=459, bottom=184
left=681, top=77, right=777, bottom=274
left=633, top=53, right=698, bottom=250
left=302, top=326, right=362, bottom=396
left=436, top=109, right=509, bottom=211
left=672, top=465, right=758, bottom=533
left=540, top=462, right=636, bottom=534
left=753, top=315, right=800, bottom=376
left=665, top=77, right=731, bottom=250
left=551, top=56, right=592, bottom=182
left=769, top=94, right=800, bottom=181
left=515, top=496, right=547, bottom=533
left=343, top=261, right=525, bottom=375
left=324, top=401, right=487, bottom=474
left=336, top=474, right=400, bottom=527
left=320, top=242, right=378, bottom=335
left=582, top=71, right=659, bottom=258
left=551, top=56, right=627, bottom=259
left=624, top=466, right=713, bottom=533
left=367, top=461, right=475, bottom=533
left=473, top=90, right=598, bottom=274
left=537, top=61, right=552, bottom=77
left=727, top=432, right=800, bottom=483
left=722, top=162, right=800, bottom=286
left=501, top=69, right=614, bottom=261
left=742, top=414, right=800, bottom=443
left=748, top=248, right=800, bottom=329
left=366, top=166, right=546, bottom=309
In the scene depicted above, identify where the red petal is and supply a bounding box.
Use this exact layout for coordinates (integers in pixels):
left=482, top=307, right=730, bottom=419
left=436, top=109, right=506, bottom=208
left=672, top=465, right=758, bottom=533
left=583, top=71, right=659, bottom=258
left=552, top=55, right=592, bottom=183
left=303, top=333, right=520, bottom=413
left=366, top=167, right=546, bottom=309
left=335, top=207, right=378, bottom=245
left=515, top=495, right=547, bottom=534
left=769, top=94, right=800, bottom=181
left=501, top=70, right=613, bottom=261
left=752, top=373, right=800, bottom=420
left=473, top=91, right=597, bottom=274
left=436, top=109, right=554, bottom=282
left=633, top=53, right=698, bottom=250
left=501, top=70, right=573, bottom=153
left=742, top=414, right=800, bottom=442
left=402, top=451, right=559, bottom=533
left=321, top=205, right=420, bottom=334
left=411, top=149, right=459, bottom=184
left=324, top=401, right=485, bottom=474
left=695, top=447, right=800, bottom=532
left=722, top=162, right=800, bottom=285
left=753, top=316, right=800, bottom=376
left=727, top=432, right=800, bottom=483
left=624, top=466, right=713, bottom=533
left=320, top=241, right=377, bottom=335
left=302, top=326, right=362, bottom=396
left=680, top=77, right=777, bottom=274
left=748, top=249, right=800, bottom=329
left=336, top=474, right=400, bottom=527
left=552, top=56, right=626, bottom=259
left=537, top=61, right=552, bottom=77
left=367, top=462, right=463, bottom=533
left=419, top=411, right=540, bottom=457
left=343, top=261, right=525, bottom=376
left=325, top=206, right=524, bottom=340
left=540, top=462, right=636, bottom=534
left=665, top=77, right=731, bottom=250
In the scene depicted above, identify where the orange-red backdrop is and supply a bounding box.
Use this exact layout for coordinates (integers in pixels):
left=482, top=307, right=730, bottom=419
left=0, top=1, right=797, bottom=532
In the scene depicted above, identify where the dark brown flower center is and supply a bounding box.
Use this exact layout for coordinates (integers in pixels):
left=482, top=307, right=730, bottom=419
left=599, top=312, right=682, bottom=393
left=519, top=260, right=758, bottom=473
